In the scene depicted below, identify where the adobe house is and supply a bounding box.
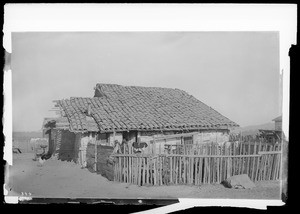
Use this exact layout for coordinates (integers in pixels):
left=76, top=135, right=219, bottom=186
left=272, top=115, right=282, bottom=131
left=258, top=116, right=283, bottom=143
left=43, top=83, right=239, bottom=167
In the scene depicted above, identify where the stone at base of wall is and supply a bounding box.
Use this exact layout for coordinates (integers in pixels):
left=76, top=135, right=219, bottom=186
left=222, top=174, right=256, bottom=189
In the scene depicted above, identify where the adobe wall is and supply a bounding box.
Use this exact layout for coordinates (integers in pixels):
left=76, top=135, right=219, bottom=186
left=139, top=130, right=229, bottom=154
left=79, top=133, right=97, bottom=167
left=49, top=129, right=62, bottom=156
left=86, top=143, right=114, bottom=181
left=275, top=121, right=282, bottom=131
left=58, top=130, right=76, bottom=162
left=193, top=130, right=229, bottom=144
left=73, top=133, right=82, bottom=164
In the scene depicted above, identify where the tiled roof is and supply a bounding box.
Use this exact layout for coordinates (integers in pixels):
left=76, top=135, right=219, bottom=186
left=56, top=84, right=239, bottom=132
left=272, top=116, right=282, bottom=122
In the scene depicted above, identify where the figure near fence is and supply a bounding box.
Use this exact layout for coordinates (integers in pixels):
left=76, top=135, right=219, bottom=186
left=113, top=137, right=148, bottom=154
left=113, top=139, right=129, bottom=154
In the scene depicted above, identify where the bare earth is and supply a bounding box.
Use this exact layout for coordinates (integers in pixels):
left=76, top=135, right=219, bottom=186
left=6, top=153, right=281, bottom=199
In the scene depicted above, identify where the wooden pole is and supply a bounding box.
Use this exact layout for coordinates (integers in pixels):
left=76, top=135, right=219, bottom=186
left=187, top=156, right=190, bottom=184
left=137, top=157, right=140, bottom=186
left=182, top=156, right=185, bottom=184
left=199, top=157, right=203, bottom=184
left=142, top=157, right=146, bottom=186
left=259, top=144, right=266, bottom=181
left=220, top=144, right=223, bottom=182
left=94, top=139, right=97, bottom=171
left=179, top=156, right=182, bottom=184
left=176, top=156, right=178, bottom=184
left=129, top=156, right=131, bottom=183
left=217, top=144, right=220, bottom=183
left=208, top=144, right=211, bottom=183
left=246, top=143, right=251, bottom=176
left=266, top=145, right=271, bottom=180
left=276, top=144, right=282, bottom=180
left=238, top=142, right=242, bottom=174
left=127, top=155, right=129, bottom=183
left=160, top=156, right=163, bottom=185
left=191, top=156, right=194, bottom=184
left=255, top=142, right=261, bottom=181
left=146, top=157, right=149, bottom=185
left=251, top=142, right=257, bottom=180
left=195, top=155, right=198, bottom=185
left=268, top=146, right=274, bottom=180
left=204, top=144, right=207, bottom=184
left=262, top=145, right=267, bottom=180
left=153, top=157, right=157, bottom=185
left=241, top=143, right=245, bottom=174
left=274, top=144, right=280, bottom=180
left=113, top=157, right=116, bottom=182
left=170, top=155, right=173, bottom=184
left=223, top=144, right=226, bottom=182
left=227, top=143, right=231, bottom=179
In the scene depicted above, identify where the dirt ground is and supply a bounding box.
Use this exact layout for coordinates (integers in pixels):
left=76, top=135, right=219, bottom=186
left=5, top=153, right=281, bottom=199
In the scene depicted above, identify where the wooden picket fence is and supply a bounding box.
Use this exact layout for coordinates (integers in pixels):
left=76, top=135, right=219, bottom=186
left=111, top=141, right=282, bottom=186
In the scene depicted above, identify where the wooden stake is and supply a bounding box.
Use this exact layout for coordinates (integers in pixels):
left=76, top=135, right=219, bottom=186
left=129, top=156, right=132, bottom=183
left=119, top=156, right=121, bottom=182
left=247, top=143, right=251, bottom=177
left=94, top=140, right=97, bottom=172
left=255, top=142, right=261, bottom=181
left=153, top=158, right=157, bottom=185
left=142, top=157, right=146, bottom=186
left=241, top=143, right=245, bottom=174
left=220, top=147, right=223, bottom=182
left=251, top=142, right=257, bottom=181
left=170, top=156, right=173, bottom=184
left=146, top=157, right=149, bottom=185
left=195, top=156, right=198, bottom=185
left=160, top=156, right=163, bottom=185
left=217, top=144, right=220, bottom=183
left=208, top=144, right=211, bottom=183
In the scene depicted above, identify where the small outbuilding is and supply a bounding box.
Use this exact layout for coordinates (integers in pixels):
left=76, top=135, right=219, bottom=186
left=272, top=115, right=282, bottom=131
left=258, top=115, right=283, bottom=143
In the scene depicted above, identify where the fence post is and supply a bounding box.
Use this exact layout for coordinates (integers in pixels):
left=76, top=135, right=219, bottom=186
left=94, top=140, right=97, bottom=171
left=251, top=142, right=257, bottom=180
left=255, top=142, right=261, bottom=181
left=227, top=143, right=231, bottom=179
left=247, top=143, right=251, bottom=176
left=153, top=157, right=157, bottom=185
left=170, top=149, right=173, bottom=184
left=142, top=157, right=146, bottom=186
left=220, top=144, right=223, bottom=182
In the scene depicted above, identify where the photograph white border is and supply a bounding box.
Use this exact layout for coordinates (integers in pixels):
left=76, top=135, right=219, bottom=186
left=3, top=3, right=296, bottom=209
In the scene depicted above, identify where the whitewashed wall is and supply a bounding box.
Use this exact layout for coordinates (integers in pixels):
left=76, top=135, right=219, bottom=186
left=108, top=132, right=123, bottom=146
left=74, top=133, right=82, bottom=164
left=193, top=131, right=229, bottom=144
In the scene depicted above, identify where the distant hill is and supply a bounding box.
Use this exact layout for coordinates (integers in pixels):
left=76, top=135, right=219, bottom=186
left=13, top=131, right=43, bottom=141
left=231, top=122, right=275, bottom=136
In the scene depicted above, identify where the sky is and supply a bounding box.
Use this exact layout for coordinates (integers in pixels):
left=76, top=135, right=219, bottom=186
left=11, top=32, right=280, bottom=132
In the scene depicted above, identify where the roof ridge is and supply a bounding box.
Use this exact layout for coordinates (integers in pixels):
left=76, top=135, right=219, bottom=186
left=96, top=83, right=188, bottom=92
